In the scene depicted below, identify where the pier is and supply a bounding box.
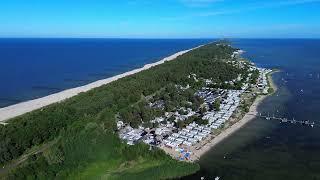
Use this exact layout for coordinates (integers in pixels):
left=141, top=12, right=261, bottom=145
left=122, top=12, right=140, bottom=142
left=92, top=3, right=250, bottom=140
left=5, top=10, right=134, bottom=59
left=248, top=113, right=316, bottom=128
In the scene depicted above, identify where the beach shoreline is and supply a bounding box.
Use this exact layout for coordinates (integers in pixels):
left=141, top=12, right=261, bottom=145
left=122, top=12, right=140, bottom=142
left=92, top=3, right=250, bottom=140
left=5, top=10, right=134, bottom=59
left=0, top=45, right=204, bottom=123
left=190, top=70, right=278, bottom=161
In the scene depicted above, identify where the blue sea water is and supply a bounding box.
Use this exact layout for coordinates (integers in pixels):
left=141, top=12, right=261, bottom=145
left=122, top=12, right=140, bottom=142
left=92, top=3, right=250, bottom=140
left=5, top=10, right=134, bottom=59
left=0, top=38, right=211, bottom=108
left=183, top=39, right=320, bottom=180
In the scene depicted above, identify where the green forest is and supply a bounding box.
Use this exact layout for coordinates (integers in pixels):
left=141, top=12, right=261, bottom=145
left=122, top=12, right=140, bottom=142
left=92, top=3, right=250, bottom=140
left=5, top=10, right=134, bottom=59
left=0, top=42, right=245, bottom=179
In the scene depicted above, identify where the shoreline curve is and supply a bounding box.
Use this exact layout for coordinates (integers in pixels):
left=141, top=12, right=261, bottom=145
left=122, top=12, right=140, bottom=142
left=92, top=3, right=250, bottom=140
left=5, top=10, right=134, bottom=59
left=0, top=45, right=204, bottom=123
left=190, top=70, right=279, bottom=161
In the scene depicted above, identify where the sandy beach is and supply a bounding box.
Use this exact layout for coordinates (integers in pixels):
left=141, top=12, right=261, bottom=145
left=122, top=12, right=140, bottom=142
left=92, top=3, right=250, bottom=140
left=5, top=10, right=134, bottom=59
left=0, top=45, right=203, bottom=123
left=190, top=96, right=266, bottom=161
left=190, top=71, right=278, bottom=161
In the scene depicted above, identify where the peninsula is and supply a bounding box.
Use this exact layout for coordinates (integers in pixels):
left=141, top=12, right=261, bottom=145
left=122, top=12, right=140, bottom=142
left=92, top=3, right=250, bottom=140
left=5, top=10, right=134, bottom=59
left=0, top=42, right=275, bottom=179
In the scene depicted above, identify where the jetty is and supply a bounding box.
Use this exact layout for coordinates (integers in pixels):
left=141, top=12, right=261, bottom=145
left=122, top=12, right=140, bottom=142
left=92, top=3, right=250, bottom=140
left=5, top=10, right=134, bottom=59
left=248, top=113, right=316, bottom=127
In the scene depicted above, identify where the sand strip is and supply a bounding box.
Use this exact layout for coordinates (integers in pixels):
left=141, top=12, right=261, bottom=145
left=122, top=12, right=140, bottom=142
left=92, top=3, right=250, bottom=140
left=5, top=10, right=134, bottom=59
left=0, top=45, right=203, bottom=122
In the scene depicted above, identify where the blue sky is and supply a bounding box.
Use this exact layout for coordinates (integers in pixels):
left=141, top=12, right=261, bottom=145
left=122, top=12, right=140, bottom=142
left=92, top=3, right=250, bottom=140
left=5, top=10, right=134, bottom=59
left=0, top=0, right=319, bottom=38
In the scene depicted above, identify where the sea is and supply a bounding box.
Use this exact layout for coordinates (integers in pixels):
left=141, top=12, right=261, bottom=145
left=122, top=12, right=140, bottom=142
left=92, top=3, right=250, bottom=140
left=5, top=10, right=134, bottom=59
left=1, top=38, right=320, bottom=180
left=183, top=39, right=320, bottom=180
left=0, top=38, right=211, bottom=108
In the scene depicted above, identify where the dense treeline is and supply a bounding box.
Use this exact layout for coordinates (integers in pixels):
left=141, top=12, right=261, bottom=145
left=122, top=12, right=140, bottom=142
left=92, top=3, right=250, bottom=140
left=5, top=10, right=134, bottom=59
left=8, top=120, right=199, bottom=179
left=250, top=69, right=260, bottom=84
left=119, top=82, right=207, bottom=129
left=0, top=42, right=243, bottom=179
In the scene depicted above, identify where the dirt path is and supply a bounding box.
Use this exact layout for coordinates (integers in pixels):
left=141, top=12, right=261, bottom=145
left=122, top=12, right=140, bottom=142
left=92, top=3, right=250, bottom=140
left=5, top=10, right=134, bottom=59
left=0, top=138, right=59, bottom=177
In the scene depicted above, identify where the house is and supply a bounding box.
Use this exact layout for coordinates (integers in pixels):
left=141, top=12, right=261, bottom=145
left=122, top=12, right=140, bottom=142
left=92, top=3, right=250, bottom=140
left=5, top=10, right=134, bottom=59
left=172, top=133, right=180, bottom=138
left=176, top=138, right=184, bottom=143
left=210, top=125, right=219, bottom=129
left=186, top=133, right=194, bottom=138
left=165, top=142, right=176, bottom=149
left=188, top=138, right=198, bottom=144
left=194, top=135, right=203, bottom=141
left=198, top=132, right=208, bottom=137
left=117, top=121, right=124, bottom=130
left=183, top=141, right=192, bottom=146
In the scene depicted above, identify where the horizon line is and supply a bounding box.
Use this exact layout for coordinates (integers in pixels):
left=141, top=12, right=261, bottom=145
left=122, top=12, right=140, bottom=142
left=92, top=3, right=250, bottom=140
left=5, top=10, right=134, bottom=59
left=0, top=37, right=319, bottom=40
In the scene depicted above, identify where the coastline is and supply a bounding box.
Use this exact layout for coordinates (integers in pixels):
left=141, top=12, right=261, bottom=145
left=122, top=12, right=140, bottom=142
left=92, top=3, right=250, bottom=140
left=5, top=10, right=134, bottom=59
left=190, top=70, right=278, bottom=161
left=0, top=45, right=204, bottom=123
left=0, top=42, right=278, bottom=166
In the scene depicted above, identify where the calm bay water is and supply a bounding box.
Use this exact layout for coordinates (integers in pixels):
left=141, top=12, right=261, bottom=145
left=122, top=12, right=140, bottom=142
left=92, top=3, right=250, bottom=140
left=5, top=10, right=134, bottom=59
left=0, top=38, right=211, bottom=108
left=183, top=39, right=320, bottom=180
